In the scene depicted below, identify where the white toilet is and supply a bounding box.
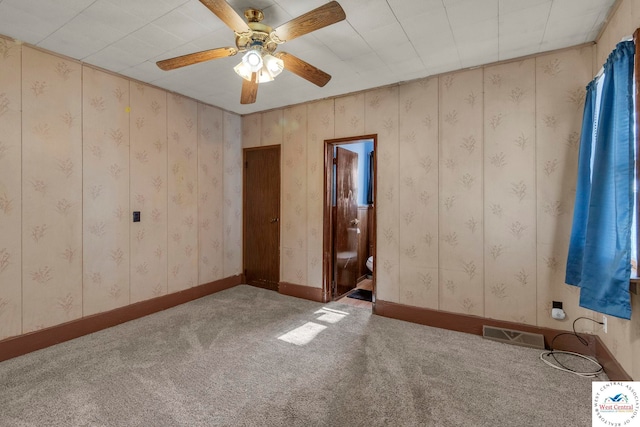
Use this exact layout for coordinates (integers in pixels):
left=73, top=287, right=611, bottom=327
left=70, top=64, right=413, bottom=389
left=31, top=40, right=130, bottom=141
left=366, top=256, right=373, bottom=275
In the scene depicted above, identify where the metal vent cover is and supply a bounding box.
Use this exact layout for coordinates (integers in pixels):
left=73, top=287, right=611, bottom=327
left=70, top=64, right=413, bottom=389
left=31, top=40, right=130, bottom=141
left=482, top=325, right=545, bottom=350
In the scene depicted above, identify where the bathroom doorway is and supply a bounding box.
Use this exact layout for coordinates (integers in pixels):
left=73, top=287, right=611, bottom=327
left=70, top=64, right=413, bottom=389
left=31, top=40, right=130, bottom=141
left=323, top=135, right=376, bottom=303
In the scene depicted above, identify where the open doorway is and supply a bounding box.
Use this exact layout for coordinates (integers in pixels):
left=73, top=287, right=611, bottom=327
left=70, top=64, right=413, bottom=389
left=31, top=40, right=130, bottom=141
left=323, top=135, right=376, bottom=305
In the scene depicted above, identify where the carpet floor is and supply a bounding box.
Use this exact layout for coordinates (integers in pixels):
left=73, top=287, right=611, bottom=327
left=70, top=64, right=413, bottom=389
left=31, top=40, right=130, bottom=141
left=0, top=285, right=604, bottom=426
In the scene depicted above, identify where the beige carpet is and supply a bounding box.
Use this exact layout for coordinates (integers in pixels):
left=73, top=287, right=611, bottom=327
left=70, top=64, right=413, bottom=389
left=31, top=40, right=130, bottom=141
left=0, top=285, right=604, bottom=426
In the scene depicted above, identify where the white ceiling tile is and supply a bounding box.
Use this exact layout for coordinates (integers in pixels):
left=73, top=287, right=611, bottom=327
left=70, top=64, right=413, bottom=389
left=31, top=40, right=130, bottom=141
left=275, top=35, right=325, bottom=56
left=379, top=42, right=420, bottom=65
left=152, top=9, right=213, bottom=41
left=401, top=8, right=453, bottom=41
left=444, top=0, right=498, bottom=27
left=130, top=24, right=186, bottom=53
left=540, top=33, right=592, bottom=51
left=191, top=28, right=237, bottom=50
left=498, top=3, right=551, bottom=36
left=82, top=0, right=147, bottom=34
left=0, top=0, right=619, bottom=114
left=341, top=0, right=397, bottom=29
left=345, top=51, right=388, bottom=74
left=452, top=17, right=499, bottom=42
left=458, top=39, right=499, bottom=67
left=499, top=31, right=544, bottom=54
left=544, top=12, right=600, bottom=40
left=108, top=34, right=167, bottom=62
left=106, top=0, right=190, bottom=21
left=83, top=44, right=144, bottom=72
left=387, top=56, right=427, bottom=77
left=387, top=0, right=445, bottom=19
left=120, top=61, right=171, bottom=82
left=176, top=0, right=228, bottom=31
left=498, top=0, right=551, bottom=14
left=358, top=22, right=409, bottom=50
left=549, top=0, right=615, bottom=15
left=499, top=45, right=541, bottom=61
left=325, top=33, right=371, bottom=61
left=0, top=0, right=93, bottom=44
left=38, top=19, right=121, bottom=60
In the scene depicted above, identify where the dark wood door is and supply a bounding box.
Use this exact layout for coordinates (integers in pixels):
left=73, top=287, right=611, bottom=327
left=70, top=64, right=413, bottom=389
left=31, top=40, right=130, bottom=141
left=334, top=147, right=358, bottom=297
left=244, top=146, right=280, bottom=291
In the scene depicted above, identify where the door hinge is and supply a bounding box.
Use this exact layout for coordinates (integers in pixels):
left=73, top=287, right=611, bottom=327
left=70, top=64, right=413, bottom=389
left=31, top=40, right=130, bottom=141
left=332, top=157, right=337, bottom=165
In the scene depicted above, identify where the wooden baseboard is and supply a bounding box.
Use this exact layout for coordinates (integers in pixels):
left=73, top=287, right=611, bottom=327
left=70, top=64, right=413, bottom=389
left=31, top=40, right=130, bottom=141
left=0, top=275, right=242, bottom=363
left=374, top=299, right=631, bottom=381
left=595, top=335, right=633, bottom=380
left=279, top=281, right=326, bottom=302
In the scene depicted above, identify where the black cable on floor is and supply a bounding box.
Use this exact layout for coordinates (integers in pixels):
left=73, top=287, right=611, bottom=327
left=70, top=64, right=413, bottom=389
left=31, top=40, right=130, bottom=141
left=540, top=316, right=604, bottom=377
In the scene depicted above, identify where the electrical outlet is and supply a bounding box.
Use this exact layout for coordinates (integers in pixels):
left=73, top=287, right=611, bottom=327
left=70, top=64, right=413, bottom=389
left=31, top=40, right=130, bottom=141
left=602, top=315, right=608, bottom=333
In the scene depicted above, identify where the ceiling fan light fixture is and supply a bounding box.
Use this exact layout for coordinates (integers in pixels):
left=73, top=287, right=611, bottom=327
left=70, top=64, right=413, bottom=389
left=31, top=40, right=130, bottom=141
left=263, top=54, right=284, bottom=78
left=233, top=61, right=253, bottom=81
left=257, top=68, right=275, bottom=83
left=242, top=49, right=263, bottom=72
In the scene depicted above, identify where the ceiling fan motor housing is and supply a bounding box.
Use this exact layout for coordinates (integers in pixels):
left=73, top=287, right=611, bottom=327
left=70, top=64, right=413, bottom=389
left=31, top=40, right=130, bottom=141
left=235, top=9, right=279, bottom=54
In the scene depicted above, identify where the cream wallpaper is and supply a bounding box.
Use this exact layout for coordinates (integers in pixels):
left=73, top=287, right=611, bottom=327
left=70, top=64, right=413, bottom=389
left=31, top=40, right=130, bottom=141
left=0, top=38, right=242, bottom=343
left=306, top=100, right=335, bottom=289
left=223, top=111, right=243, bottom=278
left=82, top=67, right=130, bottom=316
left=483, top=59, right=537, bottom=325
left=130, top=83, right=168, bottom=303
left=398, top=78, right=439, bottom=310
left=168, top=94, right=198, bottom=293
left=535, top=47, right=594, bottom=331
left=198, top=104, right=224, bottom=284
left=22, top=47, right=83, bottom=332
left=281, top=104, right=308, bottom=285
left=439, top=69, right=484, bottom=317
left=0, top=38, right=21, bottom=340
left=364, top=88, right=399, bottom=303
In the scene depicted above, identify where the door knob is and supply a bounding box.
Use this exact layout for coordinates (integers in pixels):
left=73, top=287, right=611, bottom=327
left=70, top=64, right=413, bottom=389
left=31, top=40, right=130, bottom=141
left=270, top=217, right=279, bottom=223
left=350, top=218, right=359, bottom=226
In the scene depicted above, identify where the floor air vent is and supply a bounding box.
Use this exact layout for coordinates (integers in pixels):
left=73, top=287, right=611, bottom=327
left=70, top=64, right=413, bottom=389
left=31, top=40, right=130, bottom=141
left=482, top=325, right=545, bottom=350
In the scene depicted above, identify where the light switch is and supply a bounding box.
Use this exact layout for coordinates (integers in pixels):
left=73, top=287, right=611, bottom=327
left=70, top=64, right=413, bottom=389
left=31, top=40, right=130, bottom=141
left=133, top=211, right=141, bottom=222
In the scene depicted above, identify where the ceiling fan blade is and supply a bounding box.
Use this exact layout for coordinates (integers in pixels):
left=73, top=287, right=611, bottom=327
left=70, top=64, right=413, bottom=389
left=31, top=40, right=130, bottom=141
left=240, top=73, right=258, bottom=104
left=273, top=1, right=346, bottom=43
left=276, top=52, right=331, bottom=87
left=157, top=47, right=238, bottom=71
left=199, top=0, right=250, bottom=34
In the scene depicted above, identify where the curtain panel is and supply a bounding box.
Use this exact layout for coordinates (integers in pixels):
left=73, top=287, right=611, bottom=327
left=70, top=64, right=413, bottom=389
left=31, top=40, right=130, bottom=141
left=565, top=40, right=635, bottom=320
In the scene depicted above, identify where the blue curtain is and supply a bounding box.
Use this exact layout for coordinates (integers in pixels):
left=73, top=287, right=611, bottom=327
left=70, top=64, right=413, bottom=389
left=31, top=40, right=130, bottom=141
left=565, top=40, right=635, bottom=320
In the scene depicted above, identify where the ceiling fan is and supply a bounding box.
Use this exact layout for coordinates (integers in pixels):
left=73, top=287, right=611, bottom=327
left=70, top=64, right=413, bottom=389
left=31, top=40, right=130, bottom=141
left=156, top=0, right=346, bottom=104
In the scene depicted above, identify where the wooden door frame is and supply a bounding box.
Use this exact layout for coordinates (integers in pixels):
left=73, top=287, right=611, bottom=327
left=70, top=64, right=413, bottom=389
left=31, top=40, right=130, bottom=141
left=323, top=134, right=377, bottom=303
left=242, top=144, right=281, bottom=290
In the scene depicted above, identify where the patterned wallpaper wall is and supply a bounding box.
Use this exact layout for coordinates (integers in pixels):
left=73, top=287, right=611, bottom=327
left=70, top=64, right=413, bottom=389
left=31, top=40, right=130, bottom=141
left=0, top=40, right=242, bottom=342
left=22, top=47, right=83, bottom=332
left=0, top=38, right=21, bottom=339
left=83, top=67, right=130, bottom=316
left=242, top=45, right=598, bottom=340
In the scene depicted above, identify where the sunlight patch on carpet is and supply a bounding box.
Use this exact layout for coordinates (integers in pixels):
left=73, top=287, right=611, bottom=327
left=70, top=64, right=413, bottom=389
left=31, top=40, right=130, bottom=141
left=314, top=307, right=349, bottom=324
left=278, top=322, right=327, bottom=346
